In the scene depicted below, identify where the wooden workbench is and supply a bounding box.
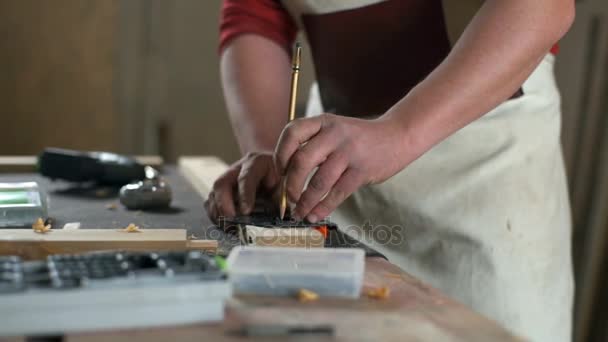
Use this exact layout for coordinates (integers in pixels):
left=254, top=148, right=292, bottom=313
left=65, top=257, right=521, bottom=342
left=0, top=156, right=522, bottom=341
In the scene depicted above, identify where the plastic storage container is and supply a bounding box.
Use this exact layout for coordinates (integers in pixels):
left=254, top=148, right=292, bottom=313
left=0, top=182, right=48, bottom=228
left=227, top=246, right=365, bottom=298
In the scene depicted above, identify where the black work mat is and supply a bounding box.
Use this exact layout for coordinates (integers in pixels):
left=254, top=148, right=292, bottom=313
left=0, top=167, right=238, bottom=255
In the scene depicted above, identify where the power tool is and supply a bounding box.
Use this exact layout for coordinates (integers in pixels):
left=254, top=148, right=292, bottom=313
left=38, top=147, right=146, bottom=185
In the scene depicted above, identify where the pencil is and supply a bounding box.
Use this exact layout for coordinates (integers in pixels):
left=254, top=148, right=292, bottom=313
left=280, top=42, right=302, bottom=220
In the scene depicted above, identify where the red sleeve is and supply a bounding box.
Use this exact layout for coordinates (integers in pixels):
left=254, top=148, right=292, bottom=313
left=219, top=0, right=298, bottom=54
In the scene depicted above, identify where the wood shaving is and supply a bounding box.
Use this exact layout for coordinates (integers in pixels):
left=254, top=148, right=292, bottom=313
left=120, top=223, right=142, bottom=233
left=188, top=234, right=199, bottom=240
left=298, top=288, right=319, bottom=303
left=95, top=188, right=110, bottom=198
left=384, top=273, right=402, bottom=279
left=106, top=203, right=118, bottom=210
left=32, top=218, right=52, bottom=234
left=365, top=286, right=390, bottom=300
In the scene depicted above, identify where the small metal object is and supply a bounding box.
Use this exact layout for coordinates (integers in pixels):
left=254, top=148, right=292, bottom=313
left=119, top=166, right=172, bottom=210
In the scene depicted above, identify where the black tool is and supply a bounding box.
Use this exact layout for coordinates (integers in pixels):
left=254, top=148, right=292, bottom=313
left=236, top=324, right=335, bottom=337
left=38, top=147, right=146, bottom=185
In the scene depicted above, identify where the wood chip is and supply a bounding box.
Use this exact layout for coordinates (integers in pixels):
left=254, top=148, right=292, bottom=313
left=298, top=288, right=320, bottom=303
left=365, top=286, right=390, bottom=300
left=188, top=234, right=199, bottom=240
left=120, top=223, right=142, bottom=233
left=106, top=203, right=118, bottom=210
left=32, top=218, right=52, bottom=234
left=95, top=188, right=110, bottom=198
left=384, top=273, right=402, bottom=279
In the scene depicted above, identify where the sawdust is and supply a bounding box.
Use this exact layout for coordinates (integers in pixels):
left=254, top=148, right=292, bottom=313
left=298, top=288, right=320, bottom=302
left=120, top=223, right=142, bottom=233
left=365, top=286, right=390, bottom=300
left=32, top=218, right=52, bottom=234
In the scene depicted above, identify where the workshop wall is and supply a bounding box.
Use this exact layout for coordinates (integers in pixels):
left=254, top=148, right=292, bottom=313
left=0, top=0, right=121, bottom=154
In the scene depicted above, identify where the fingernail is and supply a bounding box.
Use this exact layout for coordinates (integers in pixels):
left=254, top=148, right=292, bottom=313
left=307, top=214, right=318, bottom=223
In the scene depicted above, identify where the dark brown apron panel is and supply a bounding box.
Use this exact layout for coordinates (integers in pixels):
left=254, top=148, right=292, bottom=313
left=302, top=0, right=523, bottom=117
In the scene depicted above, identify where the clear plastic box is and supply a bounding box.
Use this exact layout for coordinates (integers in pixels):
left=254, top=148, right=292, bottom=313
left=227, top=246, right=365, bottom=298
left=0, top=182, right=48, bottom=228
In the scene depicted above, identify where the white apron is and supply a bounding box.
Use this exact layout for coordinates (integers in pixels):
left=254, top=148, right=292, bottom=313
left=306, top=54, right=574, bottom=342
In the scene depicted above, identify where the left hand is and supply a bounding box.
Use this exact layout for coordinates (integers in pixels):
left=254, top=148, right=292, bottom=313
left=274, top=113, right=418, bottom=223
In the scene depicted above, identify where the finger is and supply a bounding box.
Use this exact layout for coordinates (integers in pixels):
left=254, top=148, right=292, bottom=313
left=237, top=159, right=268, bottom=215
left=274, top=116, right=324, bottom=175
left=306, top=168, right=362, bottom=223
left=293, top=152, right=348, bottom=220
left=212, top=167, right=240, bottom=218
left=285, top=129, right=338, bottom=202
left=204, top=193, right=214, bottom=222
left=205, top=191, right=223, bottom=224
left=207, top=199, right=219, bottom=224
left=263, top=165, right=280, bottom=190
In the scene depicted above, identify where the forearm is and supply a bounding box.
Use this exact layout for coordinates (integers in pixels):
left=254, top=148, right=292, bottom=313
left=221, top=35, right=292, bottom=155
left=383, top=0, right=574, bottom=159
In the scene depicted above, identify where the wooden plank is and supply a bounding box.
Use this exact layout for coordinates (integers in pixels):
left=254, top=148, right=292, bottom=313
left=0, top=155, right=163, bottom=173
left=0, top=229, right=217, bottom=260
left=67, top=257, right=521, bottom=342
left=178, top=156, right=229, bottom=199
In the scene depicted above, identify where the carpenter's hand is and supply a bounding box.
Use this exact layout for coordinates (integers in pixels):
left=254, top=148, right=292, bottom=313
left=205, top=152, right=280, bottom=222
left=274, top=113, right=416, bottom=223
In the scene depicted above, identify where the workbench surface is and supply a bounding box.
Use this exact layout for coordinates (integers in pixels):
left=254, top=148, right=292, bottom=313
left=65, top=257, right=520, bottom=341
left=0, top=156, right=521, bottom=341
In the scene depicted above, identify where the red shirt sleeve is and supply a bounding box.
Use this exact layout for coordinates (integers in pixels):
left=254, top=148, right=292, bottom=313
left=219, top=0, right=298, bottom=54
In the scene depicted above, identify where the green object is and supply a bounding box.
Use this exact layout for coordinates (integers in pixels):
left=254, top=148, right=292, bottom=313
left=0, top=191, right=30, bottom=205
left=214, top=255, right=228, bottom=271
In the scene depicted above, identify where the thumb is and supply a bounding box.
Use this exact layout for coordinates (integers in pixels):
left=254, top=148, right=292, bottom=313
left=237, top=159, right=267, bottom=215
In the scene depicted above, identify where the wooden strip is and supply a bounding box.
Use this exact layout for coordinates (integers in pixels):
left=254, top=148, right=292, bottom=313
left=0, top=229, right=216, bottom=260
left=0, top=229, right=186, bottom=241
left=185, top=239, right=219, bottom=250
left=0, top=155, right=163, bottom=173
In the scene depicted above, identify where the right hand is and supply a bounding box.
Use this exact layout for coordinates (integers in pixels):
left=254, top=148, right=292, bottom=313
left=204, top=152, right=280, bottom=223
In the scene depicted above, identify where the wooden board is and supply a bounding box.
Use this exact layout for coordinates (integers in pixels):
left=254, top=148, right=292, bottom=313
left=0, top=155, right=164, bottom=173
left=178, top=156, right=228, bottom=199
left=0, top=229, right=217, bottom=260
